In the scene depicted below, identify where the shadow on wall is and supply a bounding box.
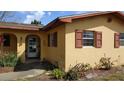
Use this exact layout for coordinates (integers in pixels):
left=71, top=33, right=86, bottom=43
left=66, top=14, right=123, bottom=34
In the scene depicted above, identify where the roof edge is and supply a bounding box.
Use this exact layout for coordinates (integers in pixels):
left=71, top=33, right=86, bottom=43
left=0, top=22, right=43, bottom=31
left=42, top=11, right=124, bottom=31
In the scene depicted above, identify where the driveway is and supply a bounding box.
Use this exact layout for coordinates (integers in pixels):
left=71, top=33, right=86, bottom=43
left=0, top=69, right=45, bottom=80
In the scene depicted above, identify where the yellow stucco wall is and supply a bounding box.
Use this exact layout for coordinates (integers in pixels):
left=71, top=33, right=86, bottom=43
left=0, top=29, right=46, bottom=62
left=1, top=13, right=124, bottom=72
left=45, top=24, right=65, bottom=70
left=65, top=14, right=124, bottom=71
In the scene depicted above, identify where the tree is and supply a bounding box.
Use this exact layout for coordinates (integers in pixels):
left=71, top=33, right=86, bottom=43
left=0, top=11, right=15, bottom=22
left=31, top=19, right=42, bottom=25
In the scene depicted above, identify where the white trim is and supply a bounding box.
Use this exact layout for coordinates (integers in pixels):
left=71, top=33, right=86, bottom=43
left=120, top=39, right=124, bottom=40
left=83, top=46, right=94, bottom=48
left=83, top=36, right=94, bottom=39
left=119, top=46, right=124, bottom=48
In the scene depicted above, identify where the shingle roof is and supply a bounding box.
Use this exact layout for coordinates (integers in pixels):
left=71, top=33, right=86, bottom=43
left=0, top=22, right=43, bottom=31
left=42, top=11, right=124, bottom=31
left=0, top=11, right=124, bottom=32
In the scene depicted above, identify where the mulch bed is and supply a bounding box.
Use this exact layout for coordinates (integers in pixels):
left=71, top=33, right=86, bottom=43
left=22, top=66, right=124, bottom=81
left=0, top=67, right=14, bottom=73
left=83, top=67, right=124, bottom=80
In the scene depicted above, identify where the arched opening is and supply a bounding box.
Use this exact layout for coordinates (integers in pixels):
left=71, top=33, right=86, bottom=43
left=0, top=33, right=17, bottom=54
left=25, top=35, right=41, bottom=60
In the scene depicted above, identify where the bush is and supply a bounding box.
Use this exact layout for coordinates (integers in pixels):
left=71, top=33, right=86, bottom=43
left=52, top=68, right=65, bottom=80
left=96, top=56, right=114, bottom=70
left=0, top=53, right=18, bottom=67
left=121, top=64, right=124, bottom=67
left=65, top=63, right=91, bottom=80
left=42, top=60, right=57, bottom=70
left=65, top=69, right=78, bottom=80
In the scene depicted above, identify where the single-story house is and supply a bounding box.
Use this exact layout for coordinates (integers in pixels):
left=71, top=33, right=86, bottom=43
left=0, top=11, right=124, bottom=71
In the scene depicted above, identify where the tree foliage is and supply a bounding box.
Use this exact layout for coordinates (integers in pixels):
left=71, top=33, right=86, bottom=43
left=31, top=19, right=42, bottom=25
left=0, top=11, right=15, bottom=22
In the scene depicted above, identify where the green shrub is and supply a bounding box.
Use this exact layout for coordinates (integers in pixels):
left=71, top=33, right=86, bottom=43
left=97, top=56, right=114, bottom=70
left=121, top=64, right=124, bottom=67
left=65, top=70, right=78, bottom=80
left=0, top=53, right=18, bottom=67
left=65, top=63, right=91, bottom=80
left=16, top=57, right=22, bottom=65
left=52, top=68, right=65, bottom=80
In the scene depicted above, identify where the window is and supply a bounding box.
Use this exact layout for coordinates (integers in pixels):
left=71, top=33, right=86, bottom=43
left=120, top=33, right=124, bottom=46
left=48, top=32, right=57, bottom=47
left=3, top=34, right=10, bottom=47
left=83, top=31, right=94, bottom=46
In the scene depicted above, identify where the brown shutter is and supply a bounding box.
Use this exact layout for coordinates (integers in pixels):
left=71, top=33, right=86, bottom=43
left=48, top=34, right=50, bottom=47
left=54, top=32, right=57, bottom=47
left=95, top=31, right=102, bottom=48
left=75, top=29, right=82, bottom=48
left=114, top=33, right=120, bottom=48
left=51, top=33, right=53, bottom=47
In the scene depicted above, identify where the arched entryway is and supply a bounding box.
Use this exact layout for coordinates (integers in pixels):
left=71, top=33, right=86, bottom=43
left=25, top=35, right=40, bottom=59
left=0, top=33, right=17, bottom=54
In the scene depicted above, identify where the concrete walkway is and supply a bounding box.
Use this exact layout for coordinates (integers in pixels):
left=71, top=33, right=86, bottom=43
left=0, top=69, right=45, bottom=81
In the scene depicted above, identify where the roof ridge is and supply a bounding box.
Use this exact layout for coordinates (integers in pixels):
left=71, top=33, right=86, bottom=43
left=42, top=11, right=124, bottom=31
left=59, top=11, right=118, bottom=19
left=0, top=22, right=43, bottom=28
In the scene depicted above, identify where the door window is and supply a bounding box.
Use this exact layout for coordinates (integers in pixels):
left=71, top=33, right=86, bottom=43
left=28, top=38, right=37, bottom=53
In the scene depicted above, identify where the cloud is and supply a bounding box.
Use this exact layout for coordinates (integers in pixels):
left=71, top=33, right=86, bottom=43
left=60, top=11, right=65, bottom=14
left=75, top=11, right=94, bottom=14
left=23, top=11, right=45, bottom=24
left=47, top=12, right=52, bottom=16
left=75, top=11, right=86, bottom=14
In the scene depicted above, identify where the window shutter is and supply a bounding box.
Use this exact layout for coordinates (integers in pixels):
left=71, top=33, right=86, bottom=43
left=49, top=33, right=54, bottom=47
left=95, top=31, right=102, bottom=48
left=48, top=32, right=57, bottom=47
left=48, top=34, right=50, bottom=47
left=114, top=33, right=120, bottom=48
left=51, top=33, right=54, bottom=47
left=53, top=32, right=57, bottom=47
left=75, top=29, right=82, bottom=48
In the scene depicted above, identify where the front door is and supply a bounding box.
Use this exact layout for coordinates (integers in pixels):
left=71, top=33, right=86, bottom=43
left=27, top=36, right=39, bottom=58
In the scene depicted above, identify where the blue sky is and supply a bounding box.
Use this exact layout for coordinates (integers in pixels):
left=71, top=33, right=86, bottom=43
left=6, top=11, right=90, bottom=25
left=40, top=11, right=88, bottom=25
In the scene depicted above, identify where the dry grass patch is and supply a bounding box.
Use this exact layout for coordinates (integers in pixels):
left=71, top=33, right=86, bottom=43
left=93, top=72, right=124, bottom=81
